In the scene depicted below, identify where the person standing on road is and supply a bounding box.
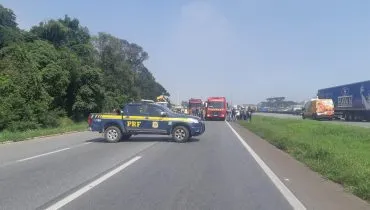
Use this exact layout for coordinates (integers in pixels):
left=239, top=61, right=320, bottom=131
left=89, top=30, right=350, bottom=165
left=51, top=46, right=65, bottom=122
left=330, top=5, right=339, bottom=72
left=247, top=106, right=252, bottom=122
left=231, top=108, right=236, bottom=121
left=200, top=107, right=204, bottom=120
left=226, top=109, right=230, bottom=121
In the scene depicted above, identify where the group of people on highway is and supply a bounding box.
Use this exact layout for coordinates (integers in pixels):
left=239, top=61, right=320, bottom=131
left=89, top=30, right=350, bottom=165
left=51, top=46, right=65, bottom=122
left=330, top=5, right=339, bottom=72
left=192, top=107, right=204, bottom=120
left=190, top=106, right=253, bottom=122
left=227, top=107, right=253, bottom=122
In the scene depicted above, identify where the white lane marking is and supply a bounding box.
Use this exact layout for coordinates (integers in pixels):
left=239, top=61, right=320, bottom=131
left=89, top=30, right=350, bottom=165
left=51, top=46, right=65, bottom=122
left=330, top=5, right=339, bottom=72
left=16, top=148, right=71, bottom=162
left=226, top=122, right=306, bottom=210
left=45, top=156, right=142, bottom=210
left=73, top=142, right=92, bottom=148
left=15, top=142, right=93, bottom=163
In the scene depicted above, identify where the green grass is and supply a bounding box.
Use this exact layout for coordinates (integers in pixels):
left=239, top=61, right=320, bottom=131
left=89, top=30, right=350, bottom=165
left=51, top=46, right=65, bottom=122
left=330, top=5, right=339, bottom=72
left=239, top=116, right=370, bottom=202
left=0, top=118, right=88, bottom=143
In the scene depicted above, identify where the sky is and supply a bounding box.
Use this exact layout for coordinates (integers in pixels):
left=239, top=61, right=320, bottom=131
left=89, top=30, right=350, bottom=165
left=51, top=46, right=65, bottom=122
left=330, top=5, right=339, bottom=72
left=2, top=0, right=370, bottom=104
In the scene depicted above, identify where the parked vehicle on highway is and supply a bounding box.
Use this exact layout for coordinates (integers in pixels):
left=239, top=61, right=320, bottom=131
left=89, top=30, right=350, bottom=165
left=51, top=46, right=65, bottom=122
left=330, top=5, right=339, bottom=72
left=204, top=97, right=227, bottom=121
left=291, top=105, right=303, bottom=115
left=88, top=102, right=205, bottom=143
left=317, top=80, right=370, bottom=121
left=302, top=98, right=334, bottom=120
left=188, top=98, right=203, bottom=117
left=141, top=99, right=155, bottom=103
left=156, top=95, right=171, bottom=109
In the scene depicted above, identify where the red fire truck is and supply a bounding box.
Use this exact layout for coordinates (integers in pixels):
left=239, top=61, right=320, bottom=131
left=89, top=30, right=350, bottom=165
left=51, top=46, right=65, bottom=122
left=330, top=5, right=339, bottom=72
left=204, top=97, right=227, bottom=121
left=188, top=98, right=203, bottom=116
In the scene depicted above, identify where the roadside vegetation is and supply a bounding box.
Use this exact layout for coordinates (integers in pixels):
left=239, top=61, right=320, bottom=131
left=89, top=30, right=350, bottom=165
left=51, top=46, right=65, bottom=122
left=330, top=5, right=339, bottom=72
left=0, top=118, right=87, bottom=143
left=239, top=116, right=370, bottom=202
left=0, top=4, right=168, bottom=141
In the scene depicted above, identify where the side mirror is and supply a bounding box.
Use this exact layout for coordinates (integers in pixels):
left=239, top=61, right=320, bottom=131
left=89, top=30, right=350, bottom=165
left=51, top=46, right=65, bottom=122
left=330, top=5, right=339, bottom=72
left=160, top=111, right=167, bottom=117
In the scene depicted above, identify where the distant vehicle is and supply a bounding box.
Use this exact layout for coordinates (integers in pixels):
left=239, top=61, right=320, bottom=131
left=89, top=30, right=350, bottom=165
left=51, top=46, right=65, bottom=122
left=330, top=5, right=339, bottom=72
left=88, top=102, right=205, bottom=143
left=156, top=101, right=169, bottom=107
left=141, top=99, right=155, bottom=103
left=188, top=98, right=202, bottom=116
left=204, top=97, right=227, bottom=121
left=302, top=98, right=334, bottom=120
left=156, top=95, right=171, bottom=108
left=291, top=105, right=303, bottom=115
left=258, top=107, right=269, bottom=112
left=317, top=80, right=370, bottom=121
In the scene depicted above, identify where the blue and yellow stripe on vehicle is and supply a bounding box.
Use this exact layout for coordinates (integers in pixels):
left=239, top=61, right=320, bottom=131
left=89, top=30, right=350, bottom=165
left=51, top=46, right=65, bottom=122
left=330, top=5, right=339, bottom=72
left=97, top=114, right=193, bottom=123
left=146, top=116, right=192, bottom=122
left=90, top=114, right=103, bottom=119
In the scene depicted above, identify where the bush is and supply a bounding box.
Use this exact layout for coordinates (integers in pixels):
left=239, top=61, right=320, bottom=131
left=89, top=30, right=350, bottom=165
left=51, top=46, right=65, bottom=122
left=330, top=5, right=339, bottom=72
left=7, top=121, right=41, bottom=131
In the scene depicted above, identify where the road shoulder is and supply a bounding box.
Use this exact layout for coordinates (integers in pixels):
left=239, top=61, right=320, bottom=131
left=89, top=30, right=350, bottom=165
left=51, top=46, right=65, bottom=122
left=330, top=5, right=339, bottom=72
left=229, top=122, right=370, bottom=210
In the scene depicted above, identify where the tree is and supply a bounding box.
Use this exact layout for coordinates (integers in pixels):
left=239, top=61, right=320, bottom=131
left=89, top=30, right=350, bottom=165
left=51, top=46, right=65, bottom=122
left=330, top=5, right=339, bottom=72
left=92, top=32, right=169, bottom=110
left=0, top=4, right=169, bottom=131
left=0, top=5, right=23, bottom=49
left=0, top=5, right=17, bottom=28
left=0, top=43, right=53, bottom=130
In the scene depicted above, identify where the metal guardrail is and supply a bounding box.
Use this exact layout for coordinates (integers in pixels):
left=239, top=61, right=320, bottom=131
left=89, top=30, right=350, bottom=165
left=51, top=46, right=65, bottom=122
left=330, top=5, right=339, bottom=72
left=256, top=111, right=302, bottom=115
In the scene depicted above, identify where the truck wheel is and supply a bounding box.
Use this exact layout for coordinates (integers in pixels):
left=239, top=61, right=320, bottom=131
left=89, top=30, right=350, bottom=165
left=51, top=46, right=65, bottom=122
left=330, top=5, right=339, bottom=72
left=172, top=126, right=190, bottom=143
left=104, top=126, right=122, bottom=143
left=349, top=113, right=354, bottom=121
left=344, top=113, right=350, bottom=121
left=121, top=134, right=132, bottom=141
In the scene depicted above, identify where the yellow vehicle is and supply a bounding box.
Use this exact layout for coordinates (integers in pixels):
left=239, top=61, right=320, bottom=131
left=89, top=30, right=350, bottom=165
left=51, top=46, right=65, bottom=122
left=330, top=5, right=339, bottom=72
left=156, top=95, right=170, bottom=108
left=156, top=95, right=168, bottom=102
left=302, top=98, right=334, bottom=120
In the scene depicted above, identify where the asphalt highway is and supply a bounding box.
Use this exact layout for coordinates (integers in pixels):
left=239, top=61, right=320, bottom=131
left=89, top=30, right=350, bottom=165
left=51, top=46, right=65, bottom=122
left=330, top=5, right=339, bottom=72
left=0, top=121, right=369, bottom=210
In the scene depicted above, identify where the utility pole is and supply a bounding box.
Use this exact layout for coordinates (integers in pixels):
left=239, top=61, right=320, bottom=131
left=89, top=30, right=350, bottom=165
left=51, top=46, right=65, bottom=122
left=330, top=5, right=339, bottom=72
left=230, top=93, right=233, bottom=107
left=177, top=92, right=180, bottom=105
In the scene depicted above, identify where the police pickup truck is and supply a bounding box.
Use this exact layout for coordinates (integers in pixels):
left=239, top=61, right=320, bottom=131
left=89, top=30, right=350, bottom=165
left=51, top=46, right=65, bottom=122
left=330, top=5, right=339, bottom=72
left=88, top=102, right=205, bottom=143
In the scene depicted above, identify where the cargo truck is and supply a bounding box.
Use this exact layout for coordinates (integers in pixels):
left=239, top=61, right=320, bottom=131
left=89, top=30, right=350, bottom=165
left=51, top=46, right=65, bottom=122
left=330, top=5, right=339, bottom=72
left=188, top=98, right=202, bottom=116
left=317, top=80, right=370, bottom=121
left=204, top=97, right=227, bottom=121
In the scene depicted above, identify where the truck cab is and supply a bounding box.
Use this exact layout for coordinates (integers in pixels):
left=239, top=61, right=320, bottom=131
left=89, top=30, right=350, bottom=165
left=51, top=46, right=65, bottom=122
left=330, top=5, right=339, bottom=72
left=88, top=102, right=205, bottom=143
left=204, top=97, right=227, bottom=121
left=188, top=98, right=202, bottom=116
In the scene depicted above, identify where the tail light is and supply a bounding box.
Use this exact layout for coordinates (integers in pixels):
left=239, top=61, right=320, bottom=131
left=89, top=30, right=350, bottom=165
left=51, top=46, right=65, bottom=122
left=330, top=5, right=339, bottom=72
left=88, top=114, right=92, bottom=126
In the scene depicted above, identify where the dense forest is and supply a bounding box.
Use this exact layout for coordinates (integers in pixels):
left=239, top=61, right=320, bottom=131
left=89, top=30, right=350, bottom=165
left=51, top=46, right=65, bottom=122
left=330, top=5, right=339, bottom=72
left=0, top=4, right=169, bottom=131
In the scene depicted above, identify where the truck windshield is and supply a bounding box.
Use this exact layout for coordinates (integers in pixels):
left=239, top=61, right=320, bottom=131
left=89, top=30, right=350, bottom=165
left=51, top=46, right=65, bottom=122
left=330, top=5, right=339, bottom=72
left=189, top=103, right=202, bottom=108
left=208, top=101, right=224, bottom=109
